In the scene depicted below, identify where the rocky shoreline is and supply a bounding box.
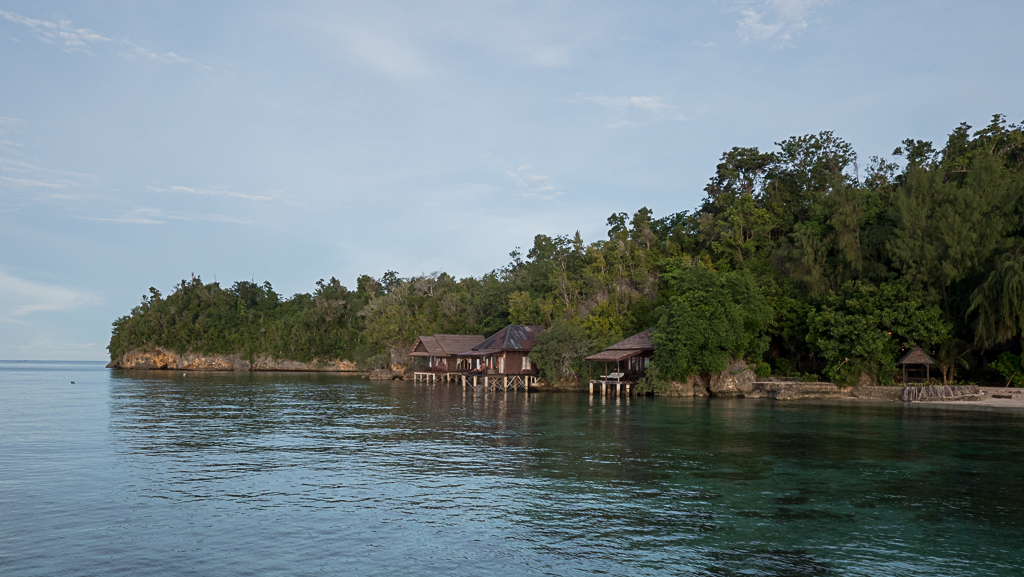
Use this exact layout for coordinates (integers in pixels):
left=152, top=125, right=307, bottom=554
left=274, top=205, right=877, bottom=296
left=106, top=348, right=359, bottom=372
left=107, top=350, right=1021, bottom=407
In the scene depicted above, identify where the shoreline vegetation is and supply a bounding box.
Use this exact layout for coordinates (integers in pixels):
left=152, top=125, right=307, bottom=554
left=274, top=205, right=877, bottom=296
left=108, top=116, right=1024, bottom=399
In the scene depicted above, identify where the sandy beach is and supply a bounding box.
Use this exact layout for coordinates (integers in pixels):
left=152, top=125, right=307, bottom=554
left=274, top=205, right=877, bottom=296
left=928, top=387, right=1024, bottom=409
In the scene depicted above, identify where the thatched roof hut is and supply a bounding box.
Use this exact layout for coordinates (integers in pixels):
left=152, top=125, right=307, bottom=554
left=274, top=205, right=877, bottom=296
left=898, top=347, right=937, bottom=382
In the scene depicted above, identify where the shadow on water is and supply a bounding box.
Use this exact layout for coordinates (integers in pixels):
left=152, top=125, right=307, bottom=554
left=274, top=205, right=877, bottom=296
left=99, top=370, right=1024, bottom=576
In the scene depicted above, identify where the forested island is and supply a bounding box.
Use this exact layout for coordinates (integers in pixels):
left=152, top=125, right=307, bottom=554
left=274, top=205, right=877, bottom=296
left=108, top=115, right=1024, bottom=390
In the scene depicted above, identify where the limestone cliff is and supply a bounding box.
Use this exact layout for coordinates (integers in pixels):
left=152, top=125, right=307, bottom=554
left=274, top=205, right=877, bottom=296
left=107, top=347, right=358, bottom=372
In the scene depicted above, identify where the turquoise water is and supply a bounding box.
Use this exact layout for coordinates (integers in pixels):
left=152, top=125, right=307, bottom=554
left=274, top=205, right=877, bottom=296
left=1, top=361, right=1022, bottom=576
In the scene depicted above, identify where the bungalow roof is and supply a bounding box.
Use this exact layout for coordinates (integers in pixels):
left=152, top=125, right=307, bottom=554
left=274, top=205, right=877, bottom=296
left=433, top=334, right=485, bottom=355
left=461, top=325, right=543, bottom=354
left=605, top=328, right=655, bottom=350
left=584, top=328, right=655, bottom=363
left=410, top=334, right=485, bottom=357
left=898, top=347, right=937, bottom=366
left=585, top=348, right=646, bottom=362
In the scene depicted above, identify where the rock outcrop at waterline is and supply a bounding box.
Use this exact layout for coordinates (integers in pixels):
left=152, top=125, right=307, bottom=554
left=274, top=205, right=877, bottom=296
left=106, top=348, right=358, bottom=372
left=661, top=362, right=980, bottom=402
left=662, top=360, right=757, bottom=397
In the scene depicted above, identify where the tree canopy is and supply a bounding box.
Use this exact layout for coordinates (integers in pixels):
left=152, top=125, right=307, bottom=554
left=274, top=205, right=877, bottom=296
left=110, top=115, right=1024, bottom=385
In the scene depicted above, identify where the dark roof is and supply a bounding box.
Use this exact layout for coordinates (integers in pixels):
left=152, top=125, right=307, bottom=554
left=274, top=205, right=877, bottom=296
left=898, top=347, right=937, bottom=366
left=585, top=349, right=646, bottom=362
left=606, top=328, right=655, bottom=351
left=410, top=336, right=443, bottom=357
left=463, top=325, right=543, bottom=353
left=410, top=334, right=485, bottom=357
left=433, top=334, right=485, bottom=355
left=584, top=328, right=655, bottom=362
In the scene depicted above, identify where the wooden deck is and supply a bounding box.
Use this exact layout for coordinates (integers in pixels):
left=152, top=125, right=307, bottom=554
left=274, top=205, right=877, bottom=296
left=413, top=371, right=536, bottom=391
left=588, top=372, right=636, bottom=395
left=461, top=374, right=535, bottom=391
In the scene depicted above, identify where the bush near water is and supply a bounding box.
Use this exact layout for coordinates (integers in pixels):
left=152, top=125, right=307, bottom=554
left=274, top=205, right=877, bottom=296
left=109, top=116, right=1024, bottom=386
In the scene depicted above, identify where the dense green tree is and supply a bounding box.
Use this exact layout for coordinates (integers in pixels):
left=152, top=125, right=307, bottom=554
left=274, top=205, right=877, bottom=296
left=528, top=321, right=594, bottom=384
left=109, top=115, right=1024, bottom=386
left=807, top=281, right=949, bottom=385
left=651, top=261, right=773, bottom=380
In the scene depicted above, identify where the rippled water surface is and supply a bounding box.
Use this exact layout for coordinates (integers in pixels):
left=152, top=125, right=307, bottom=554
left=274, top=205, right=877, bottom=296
left=2, top=361, right=1024, bottom=576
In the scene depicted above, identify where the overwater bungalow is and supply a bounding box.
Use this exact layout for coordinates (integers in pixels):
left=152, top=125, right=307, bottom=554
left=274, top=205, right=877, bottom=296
left=409, top=334, right=485, bottom=383
left=585, top=328, right=655, bottom=394
left=457, top=324, right=542, bottom=390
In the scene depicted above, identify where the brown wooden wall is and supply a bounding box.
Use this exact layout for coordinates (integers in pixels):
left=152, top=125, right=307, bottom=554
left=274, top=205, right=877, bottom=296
left=502, top=351, right=537, bottom=375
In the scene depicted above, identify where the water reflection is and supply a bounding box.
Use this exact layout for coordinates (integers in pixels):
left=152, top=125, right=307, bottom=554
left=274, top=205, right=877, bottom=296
left=101, top=371, right=1024, bottom=576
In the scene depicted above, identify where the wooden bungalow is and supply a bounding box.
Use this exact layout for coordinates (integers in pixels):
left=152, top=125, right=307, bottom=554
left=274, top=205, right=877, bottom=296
left=457, top=324, right=543, bottom=390
left=409, top=334, right=485, bottom=382
left=898, top=347, right=938, bottom=383
left=585, top=328, right=655, bottom=394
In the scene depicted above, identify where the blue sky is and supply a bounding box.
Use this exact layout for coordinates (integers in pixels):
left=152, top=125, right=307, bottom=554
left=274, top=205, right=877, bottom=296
left=1, top=1, right=1022, bottom=360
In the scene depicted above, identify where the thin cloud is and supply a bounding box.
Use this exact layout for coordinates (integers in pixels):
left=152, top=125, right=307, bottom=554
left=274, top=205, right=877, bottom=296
left=0, top=140, right=24, bottom=151
left=736, top=0, right=825, bottom=43
left=118, top=40, right=214, bottom=71
left=348, top=29, right=429, bottom=79
left=503, top=164, right=561, bottom=200
left=146, top=186, right=276, bottom=203
left=0, top=270, right=100, bottom=318
left=0, top=156, right=97, bottom=193
left=0, top=9, right=112, bottom=54
left=79, top=207, right=253, bottom=225
left=0, top=175, right=67, bottom=189
left=0, top=9, right=210, bottom=69
left=575, top=94, right=685, bottom=128
left=583, top=95, right=672, bottom=113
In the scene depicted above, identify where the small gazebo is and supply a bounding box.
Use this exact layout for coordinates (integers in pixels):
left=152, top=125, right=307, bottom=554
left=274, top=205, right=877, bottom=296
left=898, top=347, right=937, bottom=383
left=585, top=328, right=655, bottom=383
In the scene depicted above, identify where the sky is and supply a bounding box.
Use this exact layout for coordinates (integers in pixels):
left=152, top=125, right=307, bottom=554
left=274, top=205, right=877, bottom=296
left=1, top=1, right=1022, bottom=360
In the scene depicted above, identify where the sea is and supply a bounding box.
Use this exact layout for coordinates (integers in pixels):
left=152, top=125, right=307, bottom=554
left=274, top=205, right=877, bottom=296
left=2, top=360, right=1022, bottom=576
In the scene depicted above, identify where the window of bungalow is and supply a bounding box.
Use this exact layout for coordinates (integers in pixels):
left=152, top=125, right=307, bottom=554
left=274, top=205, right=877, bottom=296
left=521, top=355, right=530, bottom=370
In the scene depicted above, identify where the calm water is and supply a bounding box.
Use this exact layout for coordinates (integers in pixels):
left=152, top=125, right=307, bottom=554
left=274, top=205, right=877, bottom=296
left=2, top=361, right=1023, bottom=576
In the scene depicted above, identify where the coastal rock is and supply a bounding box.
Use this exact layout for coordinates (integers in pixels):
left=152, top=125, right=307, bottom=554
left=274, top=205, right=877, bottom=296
left=112, top=348, right=251, bottom=371
left=850, top=386, right=902, bottom=401
left=773, top=383, right=846, bottom=400
left=665, top=375, right=700, bottom=396
left=110, top=348, right=359, bottom=372
left=707, top=360, right=755, bottom=397
left=749, top=381, right=853, bottom=400
left=368, top=369, right=397, bottom=380
left=252, top=356, right=356, bottom=371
